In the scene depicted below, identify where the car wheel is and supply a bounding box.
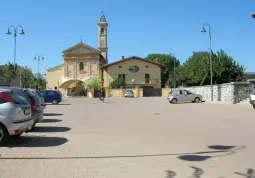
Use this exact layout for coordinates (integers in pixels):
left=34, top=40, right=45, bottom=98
left=0, top=125, right=9, bottom=146
left=52, top=99, right=58, bottom=104
left=253, top=104, right=255, bottom=109
left=194, top=97, right=200, bottom=103
left=171, top=98, right=178, bottom=104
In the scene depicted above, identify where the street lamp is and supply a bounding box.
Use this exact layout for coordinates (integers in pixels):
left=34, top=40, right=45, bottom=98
left=172, top=50, right=176, bottom=89
left=6, top=25, right=25, bottom=65
left=34, top=54, right=44, bottom=74
left=201, top=23, right=213, bottom=101
left=251, top=12, right=255, bottom=18
left=34, top=54, right=44, bottom=89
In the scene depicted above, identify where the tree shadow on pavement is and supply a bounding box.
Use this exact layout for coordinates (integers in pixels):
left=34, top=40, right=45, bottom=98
left=30, top=126, right=71, bottom=133
left=42, top=119, right=62, bottom=123
left=43, top=113, right=63, bottom=116
left=3, top=136, right=68, bottom=148
left=178, top=145, right=245, bottom=162
left=235, top=168, right=255, bottom=178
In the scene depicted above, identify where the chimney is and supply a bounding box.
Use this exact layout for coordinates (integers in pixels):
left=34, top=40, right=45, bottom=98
left=122, top=56, right=125, bottom=60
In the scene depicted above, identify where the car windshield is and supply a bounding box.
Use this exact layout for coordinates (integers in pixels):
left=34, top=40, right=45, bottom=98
left=6, top=91, right=29, bottom=105
left=252, top=90, right=255, bottom=95
left=35, top=90, right=43, bottom=97
left=24, top=89, right=40, bottom=105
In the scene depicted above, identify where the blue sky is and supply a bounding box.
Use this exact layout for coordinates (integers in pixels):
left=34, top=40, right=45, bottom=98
left=0, top=0, right=255, bottom=73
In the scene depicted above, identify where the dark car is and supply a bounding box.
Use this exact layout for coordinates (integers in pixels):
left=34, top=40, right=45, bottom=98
left=40, top=90, right=62, bottom=104
left=0, top=87, right=44, bottom=127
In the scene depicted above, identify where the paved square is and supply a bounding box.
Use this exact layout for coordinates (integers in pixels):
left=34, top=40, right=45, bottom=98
left=0, top=97, right=254, bottom=178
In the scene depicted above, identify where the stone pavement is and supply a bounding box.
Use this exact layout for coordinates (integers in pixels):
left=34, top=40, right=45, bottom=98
left=0, top=97, right=254, bottom=178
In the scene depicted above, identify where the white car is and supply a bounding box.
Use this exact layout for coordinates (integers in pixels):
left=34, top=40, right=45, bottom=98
left=250, top=90, right=255, bottom=109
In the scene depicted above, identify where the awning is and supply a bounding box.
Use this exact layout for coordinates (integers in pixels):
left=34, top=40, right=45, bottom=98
left=59, top=79, right=80, bottom=89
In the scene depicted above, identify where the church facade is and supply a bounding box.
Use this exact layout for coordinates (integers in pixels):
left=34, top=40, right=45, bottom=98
left=46, top=14, right=164, bottom=96
left=46, top=14, right=108, bottom=94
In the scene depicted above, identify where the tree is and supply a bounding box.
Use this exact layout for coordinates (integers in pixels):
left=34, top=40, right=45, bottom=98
left=83, top=76, right=102, bottom=90
left=20, top=67, right=34, bottom=88
left=110, top=78, right=125, bottom=89
left=178, top=50, right=245, bottom=86
left=146, top=53, right=180, bottom=87
left=1, top=62, right=18, bottom=82
left=33, top=73, right=46, bottom=89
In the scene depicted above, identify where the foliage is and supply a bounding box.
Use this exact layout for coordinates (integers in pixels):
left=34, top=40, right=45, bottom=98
left=83, top=76, right=102, bottom=89
left=177, top=50, right=245, bottom=86
left=0, top=62, right=46, bottom=89
left=146, top=53, right=180, bottom=87
left=20, top=67, right=34, bottom=88
left=69, top=82, right=86, bottom=96
left=33, top=73, right=46, bottom=89
left=110, top=78, right=125, bottom=89
left=1, top=62, right=18, bottom=82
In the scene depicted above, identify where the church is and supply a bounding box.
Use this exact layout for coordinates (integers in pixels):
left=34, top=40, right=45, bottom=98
left=46, top=14, right=164, bottom=96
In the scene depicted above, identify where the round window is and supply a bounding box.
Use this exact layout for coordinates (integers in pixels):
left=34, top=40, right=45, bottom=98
left=129, top=66, right=139, bottom=73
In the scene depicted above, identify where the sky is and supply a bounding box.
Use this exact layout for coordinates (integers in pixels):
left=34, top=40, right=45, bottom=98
left=0, top=0, right=255, bottom=74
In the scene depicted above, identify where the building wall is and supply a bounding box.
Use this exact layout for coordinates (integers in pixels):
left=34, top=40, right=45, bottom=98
left=103, top=59, right=161, bottom=88
left=46, top=65, right=64, bottom=91
left=178, top=82, right=253, bottom=103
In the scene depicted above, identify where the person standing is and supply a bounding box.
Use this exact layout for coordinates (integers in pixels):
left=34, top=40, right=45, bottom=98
left=99, top=88, right=105, bottom=103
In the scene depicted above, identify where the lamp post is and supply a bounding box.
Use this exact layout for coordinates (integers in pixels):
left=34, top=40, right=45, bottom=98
left=201, top=23, right=213, bottom=101
left=6, top=25, right=25, bottom=65
left=172, top=51, right=176, bottom=89
left=251, top=12, right=255, bottom=18
left=34, top=54, right=44, bottom=74
left=34, top=54, right=44, bottom=89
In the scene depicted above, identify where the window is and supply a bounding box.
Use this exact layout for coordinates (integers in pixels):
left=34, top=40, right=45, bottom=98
left=7, top=92, right=29, bottom=105
left=145, top=74, right=150, bottom=84
left=174, top=90, right=181, bottom=95
left=101, top=28, right=104, bottom=34
left=118, top=74, right=125, bottom=81
left=129, top=66, right=139, bottom=73
left=79, top=62, right=84, bottom=71
left=252, top=90, right=255, bottom=95
left=0, top=98, right=6, bottom=104
left=184, top=90, right=192, bottom=95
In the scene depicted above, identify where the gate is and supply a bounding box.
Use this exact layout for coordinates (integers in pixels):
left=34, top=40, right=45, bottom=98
left=142, top=87, right=162, bottom=97
left=94, top=89, right=101, bottom=98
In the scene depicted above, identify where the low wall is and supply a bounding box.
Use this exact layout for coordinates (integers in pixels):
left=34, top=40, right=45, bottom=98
left=107, top=88, right=143, bottom=97
left=179, top=82, right=252, bottom=103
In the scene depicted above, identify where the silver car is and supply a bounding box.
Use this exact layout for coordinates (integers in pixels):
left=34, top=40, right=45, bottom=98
left=125, top=90, right=134, bottom=98
left=29, top=89, right=46, bottom=110
left=168, top=89, right=202, bottom=104
left=0, top=89, right=33, bottom=145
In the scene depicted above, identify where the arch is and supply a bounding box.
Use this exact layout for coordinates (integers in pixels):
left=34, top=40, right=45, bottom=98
left=101, top=27, right=104, bottom=34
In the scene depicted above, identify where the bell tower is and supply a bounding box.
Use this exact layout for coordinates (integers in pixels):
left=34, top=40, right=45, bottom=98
left=98, top=13, right=108, bottom=64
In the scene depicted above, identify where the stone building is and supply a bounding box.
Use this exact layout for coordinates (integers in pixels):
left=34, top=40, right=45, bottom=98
left=46, top=14, right=108, bottom=94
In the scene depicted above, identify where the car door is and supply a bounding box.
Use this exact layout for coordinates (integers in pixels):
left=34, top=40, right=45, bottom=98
left=183, top=90, right=194, bottom=102
left=44, top=91, right=52, bottom=103
left=175, top=90, right=185, bottom=102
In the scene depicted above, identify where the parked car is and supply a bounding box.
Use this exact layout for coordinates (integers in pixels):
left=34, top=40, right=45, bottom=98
left=250, top=90, right=255, bottom=109
left=40, top=90, right=62, bottom=104
left=0, top=89, right=33, bottom=145
left=23, top=89, right=44, bottom=126
left=125, top=90, right=134, bottom=98
left=168, top=89, right=202, bottom=104
left=0, top=87, right=43, bottom=127
left=28, top=89, right=46, bottom=110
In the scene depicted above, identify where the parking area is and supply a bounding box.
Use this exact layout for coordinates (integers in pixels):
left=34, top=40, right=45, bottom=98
left=0, top=97, right=254, bottom=178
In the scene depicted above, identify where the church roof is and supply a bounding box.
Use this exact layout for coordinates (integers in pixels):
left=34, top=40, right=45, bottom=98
left=99, top=14, right=107, bottom=23
left=100, top=56, right=165, bottom=69
left=62, top=42, right=100, bottom=53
